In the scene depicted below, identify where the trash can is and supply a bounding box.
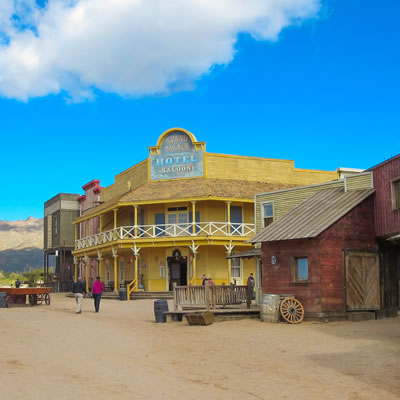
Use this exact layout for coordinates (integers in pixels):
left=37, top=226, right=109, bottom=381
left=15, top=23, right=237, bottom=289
left=154, top=299, right=169, bottom=323
left=0, top=293, right=7, bottom=308
left=119, top=287, right=127, bottom=301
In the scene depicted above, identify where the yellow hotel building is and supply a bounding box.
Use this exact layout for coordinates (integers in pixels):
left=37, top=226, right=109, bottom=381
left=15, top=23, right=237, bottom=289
left=72, top=128, right=339, bottom=297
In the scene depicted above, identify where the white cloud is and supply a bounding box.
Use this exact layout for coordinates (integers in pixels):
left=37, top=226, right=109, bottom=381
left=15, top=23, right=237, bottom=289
left=0, top=0, right=320, bottom=101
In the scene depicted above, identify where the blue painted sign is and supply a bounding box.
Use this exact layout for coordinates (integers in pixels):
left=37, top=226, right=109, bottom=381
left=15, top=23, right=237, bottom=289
left=151, top=131, right=204, bottom=180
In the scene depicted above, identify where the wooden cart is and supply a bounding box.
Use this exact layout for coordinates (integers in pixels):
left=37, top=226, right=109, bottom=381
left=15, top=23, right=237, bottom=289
left=0, top=287, right=52, bottom=307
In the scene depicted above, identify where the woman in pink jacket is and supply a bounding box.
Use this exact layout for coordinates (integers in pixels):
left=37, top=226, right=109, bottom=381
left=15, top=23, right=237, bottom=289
left=92, top=276, right=104, bottom=313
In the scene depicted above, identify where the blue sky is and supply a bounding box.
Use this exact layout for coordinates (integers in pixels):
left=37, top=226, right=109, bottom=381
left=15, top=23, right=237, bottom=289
left=0, top=0, right=399, bottom=221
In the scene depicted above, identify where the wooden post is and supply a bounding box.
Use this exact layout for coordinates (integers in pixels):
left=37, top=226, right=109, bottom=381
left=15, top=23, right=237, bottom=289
left=85, top=258, right=89, bottom=293
left=134, top=255, right=139, bottom=291
left=226, top=201, right=232, bottom=234
left=74, top=258, right=78, bottom=282
left=99, top=215, right=103, bottom=233
left=74, top=224, right=78, bottom=247
left=246, top=281, right=251, bottom=309
left=134, top=205, right=138, bottom=237
left=205, top=284, right=210, bottom=311
left=173, top=282, right=178, bottom=312
left=113, top=255, right=118, bottom=293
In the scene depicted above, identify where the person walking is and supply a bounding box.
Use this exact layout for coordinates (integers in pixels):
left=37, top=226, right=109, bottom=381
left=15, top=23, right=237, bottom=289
left=15, top=278, right=21, bottom=288
left=92, top=276, right=104, bottom=313
left=72, top=278, right=86, bottom=314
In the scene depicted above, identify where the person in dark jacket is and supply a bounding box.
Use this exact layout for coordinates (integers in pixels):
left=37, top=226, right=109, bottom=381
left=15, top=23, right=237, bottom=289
left=15, top=279, right=21, bottom=288
left=247, top=273, right=256, bottom=300
left=72, top=278, right=87, bottom=314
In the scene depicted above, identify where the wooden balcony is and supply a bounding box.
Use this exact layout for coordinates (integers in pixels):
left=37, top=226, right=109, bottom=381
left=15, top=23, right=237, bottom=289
left=75, top=222, right=255, bottom=250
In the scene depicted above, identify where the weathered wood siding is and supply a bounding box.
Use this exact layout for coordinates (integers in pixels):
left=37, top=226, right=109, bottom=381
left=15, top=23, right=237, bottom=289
left=370, top=156, right=400, bottom=238
left=206, top=153, right=338, bottom=184
left=101, top=160, right=148, bottom=202
left=261, top=196, right=377, bottom=314
left=346, top=172, right=373, bottom=191
left=255, top=181, right=343, bottom=232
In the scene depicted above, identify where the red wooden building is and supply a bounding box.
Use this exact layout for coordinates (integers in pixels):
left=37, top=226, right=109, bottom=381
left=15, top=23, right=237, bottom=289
left=251, top=188, right=378, bottom=320
left=368, top=155, right=400, bottom=312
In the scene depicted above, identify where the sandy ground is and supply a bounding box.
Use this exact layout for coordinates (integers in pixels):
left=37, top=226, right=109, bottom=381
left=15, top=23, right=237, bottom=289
left=0, top=294, right=399, bottom=400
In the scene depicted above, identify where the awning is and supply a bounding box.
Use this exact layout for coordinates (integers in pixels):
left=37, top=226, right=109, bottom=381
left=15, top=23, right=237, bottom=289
left=226, top=248, right=261, bottom=259
left=387, top=233, right=400, bottom=242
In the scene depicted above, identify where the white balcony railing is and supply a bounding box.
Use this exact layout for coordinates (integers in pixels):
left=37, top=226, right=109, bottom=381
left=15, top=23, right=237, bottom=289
left=75, top=222, right=255, bottom=250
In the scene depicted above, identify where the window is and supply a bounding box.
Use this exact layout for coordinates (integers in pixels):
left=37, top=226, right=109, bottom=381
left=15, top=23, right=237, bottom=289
left=392, top=177, right=400, bottom=210
left=292, top=257, right=309, bottom=283
left=262, top=202, right=274, bottom=228
left=53, top=216, right=58, bottom=235
left=231, top=257, right=243, bottom=284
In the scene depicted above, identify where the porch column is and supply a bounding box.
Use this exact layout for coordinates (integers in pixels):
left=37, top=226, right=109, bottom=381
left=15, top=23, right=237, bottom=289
left=133, top=205, right=138, bottom=237
left=85, top=220, right=89, bottom=237
left=226, top=201, right=231, bottom=234
left=84, top=255, right=89, bottom=292
left=113, top=253, right=119, bottom=293
left=73, top=256, right=78, bottom=282
left=74, top=224, right=78, bottom=247
left=99, top=215, right=103, bottom=233
left=97, top=251, right=103, bottom=280
left=224, top=242, right=234, bottom=284
left=189, top=240, right=199, bottom=285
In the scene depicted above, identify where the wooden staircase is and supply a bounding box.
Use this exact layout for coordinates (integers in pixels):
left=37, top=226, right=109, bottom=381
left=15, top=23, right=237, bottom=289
left=130, top=291, right=173, bottom=300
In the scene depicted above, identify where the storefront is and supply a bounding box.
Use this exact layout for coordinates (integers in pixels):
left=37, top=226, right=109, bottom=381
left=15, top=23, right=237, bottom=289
left=72, top=128, right=339, bottom=295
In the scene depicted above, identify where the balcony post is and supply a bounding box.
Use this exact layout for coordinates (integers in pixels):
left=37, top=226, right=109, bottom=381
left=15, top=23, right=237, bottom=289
left=113, top=209, right=118, bottom=229
left=99, top=215, right=103, bottom=233
left=191, top=201, right=196, bottom=236
left=133, top=205, right=138, bottom=237
left=226, top=201, right=232, bottom=234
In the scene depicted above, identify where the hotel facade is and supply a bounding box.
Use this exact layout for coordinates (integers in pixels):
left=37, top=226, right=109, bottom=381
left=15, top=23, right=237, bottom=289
left=72, top=128, right=339, bottom=297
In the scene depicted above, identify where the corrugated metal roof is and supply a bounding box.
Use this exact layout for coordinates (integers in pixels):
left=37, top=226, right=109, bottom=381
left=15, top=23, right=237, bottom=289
left=251, top=188, right=375, bottom=243
left=226, top=248, right=261, bottom=259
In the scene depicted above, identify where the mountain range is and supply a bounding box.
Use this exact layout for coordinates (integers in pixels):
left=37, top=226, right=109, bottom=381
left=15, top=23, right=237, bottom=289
left=0, top=217, right=44, bottom=272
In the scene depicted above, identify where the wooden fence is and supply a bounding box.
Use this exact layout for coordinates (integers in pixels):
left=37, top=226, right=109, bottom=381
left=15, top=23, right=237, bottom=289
left=173, top=283, right=251, bottom=311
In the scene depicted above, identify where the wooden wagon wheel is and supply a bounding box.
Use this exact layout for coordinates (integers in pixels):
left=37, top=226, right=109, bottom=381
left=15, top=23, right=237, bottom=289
left=44, top=293, right=51, bottom=305
left=280, top=297, right=304, bottom=324
left=29, top=295, right=36, bottom=306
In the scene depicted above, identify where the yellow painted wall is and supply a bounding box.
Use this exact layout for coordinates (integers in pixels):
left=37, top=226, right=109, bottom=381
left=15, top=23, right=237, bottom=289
left=101, top=160, right=148, bottom=203
left=206, top=153, right=338, bottom=184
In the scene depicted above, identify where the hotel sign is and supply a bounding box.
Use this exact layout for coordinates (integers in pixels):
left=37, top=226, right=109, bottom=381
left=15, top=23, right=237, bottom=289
left=150, top=131, right=204, bottom=180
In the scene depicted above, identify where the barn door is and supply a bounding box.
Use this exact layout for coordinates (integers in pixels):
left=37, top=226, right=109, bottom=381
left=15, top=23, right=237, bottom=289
left=345, top=252, right=380, bottom=310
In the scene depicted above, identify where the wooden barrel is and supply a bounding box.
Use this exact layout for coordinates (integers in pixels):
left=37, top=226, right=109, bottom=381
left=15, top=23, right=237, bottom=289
left=154, top=300, right=169, bottom=323
left=260, top=294, right=280, bottom=323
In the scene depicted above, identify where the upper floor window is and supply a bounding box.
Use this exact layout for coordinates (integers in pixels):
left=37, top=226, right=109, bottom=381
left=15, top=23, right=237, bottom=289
left=262, top=202, right=274, bottom=228
left=392, top=177, right=400, bottom=210
left=53, top=216, right=58, bottom=235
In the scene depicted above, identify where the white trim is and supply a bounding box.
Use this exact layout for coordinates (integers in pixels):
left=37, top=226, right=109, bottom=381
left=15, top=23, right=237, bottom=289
left=260, top=201, right=274, bottom=228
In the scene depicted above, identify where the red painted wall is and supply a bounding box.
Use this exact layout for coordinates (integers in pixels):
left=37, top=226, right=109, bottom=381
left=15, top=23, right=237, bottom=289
left=370, top=155, right=400, bottom=238
left=261, top=195, right=376, bottom=314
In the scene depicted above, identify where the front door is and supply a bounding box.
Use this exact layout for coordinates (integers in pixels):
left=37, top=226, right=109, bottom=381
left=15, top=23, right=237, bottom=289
left=345, top=251, right=380, bottom=310
left=167, top=256, right=187, bottom=290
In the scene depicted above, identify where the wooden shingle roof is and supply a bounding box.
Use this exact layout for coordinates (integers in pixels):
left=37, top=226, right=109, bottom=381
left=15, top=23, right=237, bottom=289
left=250, top=187, right=375, bottom=243
left=79, top=178, right=296, bottom=219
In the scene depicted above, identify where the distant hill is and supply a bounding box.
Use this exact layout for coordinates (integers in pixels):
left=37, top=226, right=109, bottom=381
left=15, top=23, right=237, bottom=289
left=0, top=217, right=43, bottom=272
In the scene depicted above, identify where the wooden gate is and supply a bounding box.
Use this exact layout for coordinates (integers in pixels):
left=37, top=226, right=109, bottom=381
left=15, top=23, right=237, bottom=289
left=345, top=252, right=380, bottom=310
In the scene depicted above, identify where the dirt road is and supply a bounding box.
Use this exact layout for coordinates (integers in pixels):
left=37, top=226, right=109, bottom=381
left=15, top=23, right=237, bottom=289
left=0, top=294, right=399, bottom=400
